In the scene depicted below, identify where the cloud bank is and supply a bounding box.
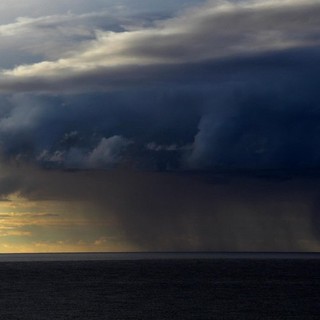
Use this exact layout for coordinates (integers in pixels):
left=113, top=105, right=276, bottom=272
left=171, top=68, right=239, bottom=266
left=0, top=0, right=319, bottom=92
left=0, top=0, right=320, bottom=251
left=0, top=0, right=319, bottom=171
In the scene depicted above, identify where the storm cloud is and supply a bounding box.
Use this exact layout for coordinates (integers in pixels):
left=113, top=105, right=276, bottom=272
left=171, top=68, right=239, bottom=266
left=0, top=0, right=320, bottom=251
left=0, top=0, right=318, bottom=171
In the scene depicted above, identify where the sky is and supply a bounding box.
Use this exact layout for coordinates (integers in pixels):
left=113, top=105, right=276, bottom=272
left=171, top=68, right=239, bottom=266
left=0, top=0, right=320, bottom=253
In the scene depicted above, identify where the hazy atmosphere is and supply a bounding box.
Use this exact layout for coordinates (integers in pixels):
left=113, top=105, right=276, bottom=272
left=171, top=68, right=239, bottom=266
left=0, top=0, right=320, bottom=252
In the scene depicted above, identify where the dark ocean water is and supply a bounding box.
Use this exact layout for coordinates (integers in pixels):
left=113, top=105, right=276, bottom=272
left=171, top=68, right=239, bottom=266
left=0, top=254, right=320, bottom=319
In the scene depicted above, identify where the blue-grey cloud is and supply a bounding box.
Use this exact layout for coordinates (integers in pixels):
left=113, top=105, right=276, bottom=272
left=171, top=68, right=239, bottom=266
left=1, top=45, right=320, bottom=172
left=0, top=0, right=319, bottom=92
left=0, top=90, right=200, bottom=169
left=0, top=0, right=319, bottom=172
left=0, top=0, right=319, bottom=251
left=0, top=0, right=204, bottom=69
left=0, top=0, right=200, bottom=23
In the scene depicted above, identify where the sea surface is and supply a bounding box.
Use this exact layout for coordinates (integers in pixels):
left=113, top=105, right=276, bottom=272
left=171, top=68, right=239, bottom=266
left=0, top=253, right=319, bottom=319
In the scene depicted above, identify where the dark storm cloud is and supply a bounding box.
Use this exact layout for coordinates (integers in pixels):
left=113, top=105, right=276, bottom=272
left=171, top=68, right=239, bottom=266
left=1, top=46, right=320, bottom=171
left=0, top=0, right=320, bottom=251
left=0, top=90, right=200, bottom=170
left=0, top=0, right=318, bottom=171
left=185, top=48, right=320, bottom=170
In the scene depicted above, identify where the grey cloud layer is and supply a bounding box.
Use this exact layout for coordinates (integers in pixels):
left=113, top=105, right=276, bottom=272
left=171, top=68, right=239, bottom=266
left=0, top=0, right=185, bottom=24
left=0, top=10, right=149, bottom=69
left=0, top=0, right=319, bottom=92
left=0, top=0, right=320, bottom=251
left=0, top=0, right=200, bottom=70
left=0, top=0, right=319, bottom=171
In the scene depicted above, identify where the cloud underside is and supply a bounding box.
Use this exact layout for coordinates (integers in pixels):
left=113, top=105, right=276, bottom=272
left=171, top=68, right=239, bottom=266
left=1, top=165, right=320, bottom=251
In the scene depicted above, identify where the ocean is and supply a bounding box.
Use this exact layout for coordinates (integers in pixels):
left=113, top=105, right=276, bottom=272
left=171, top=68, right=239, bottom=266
left=0, top=253, right=319, bottom=319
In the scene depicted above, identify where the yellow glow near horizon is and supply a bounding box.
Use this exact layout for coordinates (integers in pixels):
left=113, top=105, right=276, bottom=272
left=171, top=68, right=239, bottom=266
left=0, top=240, right=139, bottom=254
left=0, top=194, right=136, bottom=253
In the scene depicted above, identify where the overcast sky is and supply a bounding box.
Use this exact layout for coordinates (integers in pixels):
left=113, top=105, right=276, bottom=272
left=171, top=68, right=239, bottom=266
left=0, top=0, right=320, bottom=253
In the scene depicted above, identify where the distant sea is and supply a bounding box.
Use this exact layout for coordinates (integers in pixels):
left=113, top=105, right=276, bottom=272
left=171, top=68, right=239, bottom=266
left=0, top=252, right=319, bottom=319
